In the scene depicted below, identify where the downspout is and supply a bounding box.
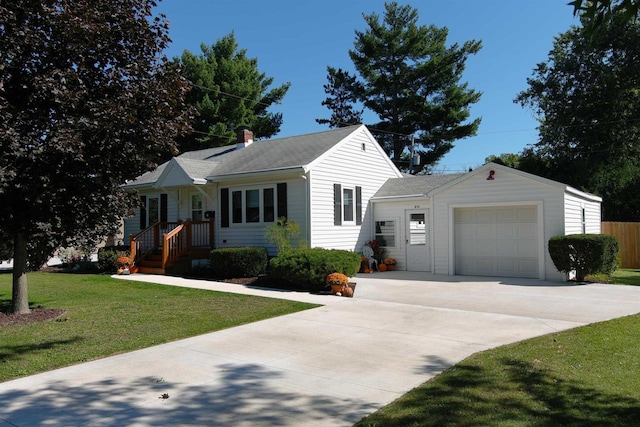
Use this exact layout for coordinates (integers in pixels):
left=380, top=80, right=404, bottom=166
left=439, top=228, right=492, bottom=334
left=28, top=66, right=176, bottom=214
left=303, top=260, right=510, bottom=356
left=302, top=173, right=310, bottom=247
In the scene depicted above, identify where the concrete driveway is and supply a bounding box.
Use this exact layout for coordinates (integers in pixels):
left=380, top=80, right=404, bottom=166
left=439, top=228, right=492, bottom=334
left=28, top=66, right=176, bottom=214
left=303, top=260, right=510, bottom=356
left=1, top=272, right=640, bottom=426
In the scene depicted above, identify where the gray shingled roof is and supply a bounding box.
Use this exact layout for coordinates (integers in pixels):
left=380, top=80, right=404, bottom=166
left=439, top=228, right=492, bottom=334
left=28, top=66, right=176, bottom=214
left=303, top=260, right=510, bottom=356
left=206, top=125, right=360, bottom=177
left=177, top=145, right=234, bottom=160
left=125, top=125, right=362, bottom=187
left=125, top=163, right=168, bottom=187
left=173, top=158, right=220, bottom=181
left=373, top=173, right=466, bottom=198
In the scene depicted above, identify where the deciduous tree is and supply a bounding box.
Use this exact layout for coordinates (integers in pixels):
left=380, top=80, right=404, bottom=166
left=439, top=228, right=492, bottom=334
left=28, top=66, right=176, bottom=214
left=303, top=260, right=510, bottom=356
left=176, top=33, right=290, bottom=152
left=319, top=2, right=482, bottom=173
left=0, top=0, right=192, bottom=313
left=515, top=9, right=640, bottom=220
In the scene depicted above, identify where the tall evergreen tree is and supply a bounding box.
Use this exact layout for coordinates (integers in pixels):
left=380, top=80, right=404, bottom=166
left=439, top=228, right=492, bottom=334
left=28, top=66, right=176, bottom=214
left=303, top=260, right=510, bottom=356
left=515, top=10, right=640, bottom=221
left=316, top=67, right=363, bottom=128
left=319, top=2, right=482, bottom=172
left=176, top=33, right=290, bottom=152
left=0, top=0, right=193, bottom=313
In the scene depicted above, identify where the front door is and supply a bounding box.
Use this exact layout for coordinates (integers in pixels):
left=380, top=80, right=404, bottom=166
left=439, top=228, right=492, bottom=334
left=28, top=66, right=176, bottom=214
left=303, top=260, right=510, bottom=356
left=406, top=210, right=430, bottom=271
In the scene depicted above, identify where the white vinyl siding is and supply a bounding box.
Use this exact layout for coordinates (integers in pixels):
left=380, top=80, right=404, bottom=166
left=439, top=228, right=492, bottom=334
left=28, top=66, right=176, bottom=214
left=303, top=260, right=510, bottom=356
left=308, top=128, right=401, bottom=251
left=217, top=178, right=306, bottom=255
left=370, top=199, right=425, bottom=271
left=564, top=192, right=601, bottom=235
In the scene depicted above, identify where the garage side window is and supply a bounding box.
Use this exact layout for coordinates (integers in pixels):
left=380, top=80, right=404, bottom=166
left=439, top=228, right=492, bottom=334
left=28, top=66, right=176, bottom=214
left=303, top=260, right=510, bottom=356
left=375, top=220, right=395, bottom=247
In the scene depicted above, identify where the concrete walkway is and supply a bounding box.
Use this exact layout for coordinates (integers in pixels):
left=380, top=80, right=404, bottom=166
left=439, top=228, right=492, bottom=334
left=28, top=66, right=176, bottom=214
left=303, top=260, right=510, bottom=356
left=2, top=272, right=640, bottom=426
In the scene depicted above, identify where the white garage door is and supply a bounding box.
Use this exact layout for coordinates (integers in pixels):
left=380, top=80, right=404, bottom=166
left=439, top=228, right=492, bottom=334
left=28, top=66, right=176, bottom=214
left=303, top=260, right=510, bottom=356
left=454, top=206, right=539, bottom=278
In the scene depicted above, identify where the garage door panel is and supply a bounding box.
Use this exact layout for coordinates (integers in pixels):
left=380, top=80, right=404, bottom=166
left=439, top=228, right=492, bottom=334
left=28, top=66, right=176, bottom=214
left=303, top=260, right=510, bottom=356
left=477, top=224, right=496, bottom=239
left=517, top=223, right=537, bottom=238
left=455, top=206, right=539, bottom=279
left=476, top=210, right=494, bottom=223
left=496, top=240, right=516, bottom=256
left=518, top=240, right=538, bottom=257
left=517, top=207, right=537, bottom=221
left=496, top=224, right=515, bottom=239
left=495, top=208, right=515, bottom=222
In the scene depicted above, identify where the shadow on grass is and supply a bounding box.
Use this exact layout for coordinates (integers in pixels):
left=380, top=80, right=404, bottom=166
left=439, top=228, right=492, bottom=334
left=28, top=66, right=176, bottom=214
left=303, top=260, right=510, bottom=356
left=358, top=358, right=640, bottom=426
left=1, top=337, right=84, bottom=364
left=0, top=362, right=376, bottom=426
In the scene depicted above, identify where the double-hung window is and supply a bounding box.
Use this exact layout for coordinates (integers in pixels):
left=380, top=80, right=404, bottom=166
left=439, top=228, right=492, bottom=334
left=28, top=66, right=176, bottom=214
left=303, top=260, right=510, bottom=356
left=221, top=183, right=287, bottom=227
left=334, top=184, right=362, bottom=226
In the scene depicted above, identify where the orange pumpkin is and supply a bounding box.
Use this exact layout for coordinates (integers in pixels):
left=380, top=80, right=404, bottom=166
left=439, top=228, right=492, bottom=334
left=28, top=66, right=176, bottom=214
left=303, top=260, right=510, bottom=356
left=378, top=263, right=387, bottom=272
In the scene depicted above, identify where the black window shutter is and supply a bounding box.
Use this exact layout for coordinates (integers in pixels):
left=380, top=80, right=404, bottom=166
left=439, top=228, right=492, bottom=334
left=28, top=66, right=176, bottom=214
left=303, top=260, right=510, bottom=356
left=160, top=194, right=168, bottom=223
left=220, top=188, right=229, bottom=228
left=334, top=184, right=342, bottom=226
left=140, top=196, right=147, bottom=229
left=356, top=186, right=362, bottom=225
left=277, top=183, right=288, bottom=219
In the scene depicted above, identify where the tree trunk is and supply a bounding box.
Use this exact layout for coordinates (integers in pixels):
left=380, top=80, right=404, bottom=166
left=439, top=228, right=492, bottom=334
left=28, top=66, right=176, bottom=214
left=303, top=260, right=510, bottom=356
left=11, top=232, right=30, bottom=314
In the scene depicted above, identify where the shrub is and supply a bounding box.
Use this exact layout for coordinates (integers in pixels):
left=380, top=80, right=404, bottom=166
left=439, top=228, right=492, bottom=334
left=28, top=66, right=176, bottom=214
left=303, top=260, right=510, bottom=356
left=209, top=247, right=268, bottom=278
left=269, top=248, right=361, bottom=291
left=97, top=245, right=130, bottom=273
left=264, top=217, right=301, bottom=253
left=548, top=234, right=619, bottom=281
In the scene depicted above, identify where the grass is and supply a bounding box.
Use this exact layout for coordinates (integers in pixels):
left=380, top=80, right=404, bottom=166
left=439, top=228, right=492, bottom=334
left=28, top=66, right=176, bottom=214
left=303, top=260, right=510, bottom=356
left=356, top=272, right=640, bottom=427
left=588, top=268, right=640, bottom=286
left=0, top=272, right=318, bottom=383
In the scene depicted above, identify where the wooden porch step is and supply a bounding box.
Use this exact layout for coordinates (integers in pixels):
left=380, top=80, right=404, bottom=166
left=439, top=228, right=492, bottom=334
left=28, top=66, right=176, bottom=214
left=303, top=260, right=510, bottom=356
left=137, top=266, right=166, bottom=275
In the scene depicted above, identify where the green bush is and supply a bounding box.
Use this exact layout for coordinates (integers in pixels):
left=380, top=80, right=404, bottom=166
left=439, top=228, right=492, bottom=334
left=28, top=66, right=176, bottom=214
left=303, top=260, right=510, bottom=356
left=97, top=245, right=130, bottom=273
left=209, top=247, right=268, bottom=278
left=269, top=248, right=361, bottom=291
left=548, top=234, right=619, bottom=281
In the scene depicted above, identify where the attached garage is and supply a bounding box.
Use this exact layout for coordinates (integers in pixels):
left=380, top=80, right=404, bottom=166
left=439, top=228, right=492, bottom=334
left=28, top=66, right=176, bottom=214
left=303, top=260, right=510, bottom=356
left=371, top=162, right=602, bottom=281
left=454, top=205, right=540, bottom=278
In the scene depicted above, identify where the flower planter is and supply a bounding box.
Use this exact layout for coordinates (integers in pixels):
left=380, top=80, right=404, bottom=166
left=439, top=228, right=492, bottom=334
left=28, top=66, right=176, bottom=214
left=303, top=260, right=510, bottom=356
left=386, top=264, right=396, bottom=271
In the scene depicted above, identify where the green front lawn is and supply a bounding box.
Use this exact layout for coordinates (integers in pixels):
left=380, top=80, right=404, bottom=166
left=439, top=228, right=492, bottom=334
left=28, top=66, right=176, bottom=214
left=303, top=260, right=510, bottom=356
left=589, top=268, right=640, bottom=286
left=357, top=272, right=640, bottom=426
left=0, top=272, right=318, bottom=382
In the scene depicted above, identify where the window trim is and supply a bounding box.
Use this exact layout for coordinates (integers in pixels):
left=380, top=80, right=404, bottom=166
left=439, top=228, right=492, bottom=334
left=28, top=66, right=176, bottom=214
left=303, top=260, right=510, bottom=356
left=334, top=184, right=362, bottom=226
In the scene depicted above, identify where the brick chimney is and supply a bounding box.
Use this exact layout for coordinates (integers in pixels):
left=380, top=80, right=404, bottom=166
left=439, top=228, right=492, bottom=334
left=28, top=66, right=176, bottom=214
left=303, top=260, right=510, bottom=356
left=236, top=127, right=254, bottom=150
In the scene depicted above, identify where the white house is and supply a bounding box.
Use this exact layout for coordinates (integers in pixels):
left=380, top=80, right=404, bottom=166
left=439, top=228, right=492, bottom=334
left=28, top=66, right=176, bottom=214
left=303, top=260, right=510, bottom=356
left=123, top=125, right=403, bottom=273
left=124, top=125, right=602, bottom=280
left=371, top=162, right=602, bottom=281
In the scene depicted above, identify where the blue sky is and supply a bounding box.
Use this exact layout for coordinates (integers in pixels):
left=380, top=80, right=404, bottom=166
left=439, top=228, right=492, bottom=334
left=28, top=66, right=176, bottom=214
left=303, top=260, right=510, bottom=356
left=155, top=0, right=579, bottom=172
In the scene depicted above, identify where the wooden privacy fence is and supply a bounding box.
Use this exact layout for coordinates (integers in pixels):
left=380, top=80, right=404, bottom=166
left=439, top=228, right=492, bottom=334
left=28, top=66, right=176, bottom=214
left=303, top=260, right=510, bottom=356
left=601, top=222, right=640, bottom=269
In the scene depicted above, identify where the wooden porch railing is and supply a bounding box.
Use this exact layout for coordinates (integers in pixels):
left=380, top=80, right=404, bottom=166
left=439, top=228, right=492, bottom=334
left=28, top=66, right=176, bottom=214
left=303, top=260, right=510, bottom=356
left=130, top=220, right=214, bottom=272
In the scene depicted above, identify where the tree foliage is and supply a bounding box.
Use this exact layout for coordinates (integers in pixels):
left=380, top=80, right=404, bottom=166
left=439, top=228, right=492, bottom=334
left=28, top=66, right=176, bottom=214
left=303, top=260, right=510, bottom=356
left=315, top=67, right=363, bottom=128
left=176, top=32, right=291, bottom=152
left=484, top=153, right=521, bottom=169
left=318, top=2, right=482, bottom=173
left=0, top=0, right=193, bottom=313
left=570, top=0, right=639, bottom=31
left=515, top=10, right=640, bottom=221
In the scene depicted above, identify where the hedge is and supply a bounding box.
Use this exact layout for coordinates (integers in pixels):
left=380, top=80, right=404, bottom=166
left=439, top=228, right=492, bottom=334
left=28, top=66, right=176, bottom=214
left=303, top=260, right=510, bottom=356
left=209, top=247, right=268, bottom=278
left=548, top=234, right=619, bottom=281
left=269, top=248, right=361, bottom=291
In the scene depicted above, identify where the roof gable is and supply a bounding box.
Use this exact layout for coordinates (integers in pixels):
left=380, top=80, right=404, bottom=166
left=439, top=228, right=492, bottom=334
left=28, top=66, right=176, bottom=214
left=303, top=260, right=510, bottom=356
left=429, top=162, right=602, bottom=202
